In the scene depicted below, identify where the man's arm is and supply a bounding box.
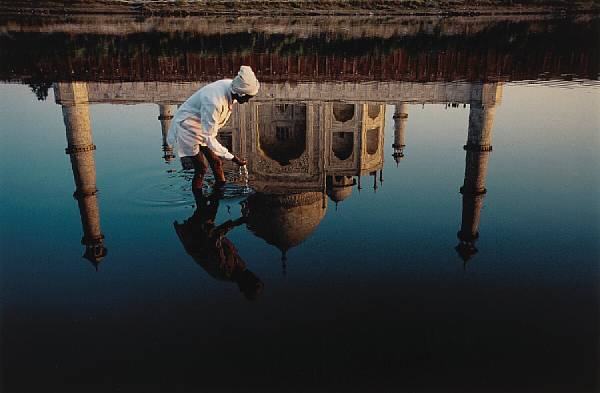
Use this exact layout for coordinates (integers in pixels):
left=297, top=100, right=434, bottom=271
left=200, top=100, right=234, bottom=160
left=166, top=117, right=177, bottom=147
left=214, top=217, right=247, bottom=237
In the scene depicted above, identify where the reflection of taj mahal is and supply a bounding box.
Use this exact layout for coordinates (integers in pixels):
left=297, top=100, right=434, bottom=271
left=219, top=100, right=386, bottom=195
left=219, top=100, right=387, bottom=271
left=54, top=80, right=501, bottom=269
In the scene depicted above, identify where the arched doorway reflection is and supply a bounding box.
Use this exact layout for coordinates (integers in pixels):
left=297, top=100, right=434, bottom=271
left=366, top=127, right=380, bottom=155
left=333, top=103, right=354, bottom=123
left=332, top=132, right=354, bottom=160
left=258, top=104, right=307, bottom=166
left=367, top=104, right=381, bottom=120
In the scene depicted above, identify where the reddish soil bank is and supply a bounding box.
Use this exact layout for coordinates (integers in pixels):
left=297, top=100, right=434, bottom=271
left=1, top=0, right=599, bottom=16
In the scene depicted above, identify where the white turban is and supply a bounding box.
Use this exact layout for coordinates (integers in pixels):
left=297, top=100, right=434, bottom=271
left=231, top=66, right=260, bottom=96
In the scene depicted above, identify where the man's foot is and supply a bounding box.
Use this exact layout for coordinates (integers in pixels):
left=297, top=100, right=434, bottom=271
left=213, top=180, right=226, bottom=189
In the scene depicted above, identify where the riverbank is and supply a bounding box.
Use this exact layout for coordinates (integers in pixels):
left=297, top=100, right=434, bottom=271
left=2, top=0, right=599, bottom=17
left=3, top=14, right=597, bottom=85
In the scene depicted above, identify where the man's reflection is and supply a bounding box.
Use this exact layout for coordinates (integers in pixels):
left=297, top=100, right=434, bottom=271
left=174, top=189, right=263, bottom=300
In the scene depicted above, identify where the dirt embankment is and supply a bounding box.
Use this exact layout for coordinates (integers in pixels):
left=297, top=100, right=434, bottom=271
left=1, top=0, right=599, bottom=16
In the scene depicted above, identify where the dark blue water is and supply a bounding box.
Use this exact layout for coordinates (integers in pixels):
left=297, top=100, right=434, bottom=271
left=1, top=15, right=599, bottom=393
left=1, top=81, right=598, bottom=393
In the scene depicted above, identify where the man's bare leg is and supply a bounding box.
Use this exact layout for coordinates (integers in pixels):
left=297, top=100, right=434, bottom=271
left=200, top=146, right=226, bottom=186
left=192, top=153, right=208, bottom=191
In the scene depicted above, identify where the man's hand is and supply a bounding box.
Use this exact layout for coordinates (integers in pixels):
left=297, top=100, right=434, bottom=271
left=232, top=156, right=247, bottom=166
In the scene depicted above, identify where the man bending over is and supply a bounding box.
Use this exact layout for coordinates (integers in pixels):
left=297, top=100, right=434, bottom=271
left=167, top=65, right=259, bottom=190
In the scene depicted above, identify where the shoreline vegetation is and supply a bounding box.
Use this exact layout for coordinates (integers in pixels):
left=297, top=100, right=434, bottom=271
left=3, top=15, right=597, bottom=85
left=2, top=0, right=599, bottom=17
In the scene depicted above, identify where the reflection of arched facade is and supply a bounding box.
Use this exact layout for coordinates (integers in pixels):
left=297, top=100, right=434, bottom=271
left=366, top=127, right=380, bottom=155
left=231, top=102, right=322, bottom=193
left=332, top=132, right=353, bottom=160
left=227, top=101, right=385, bottom=192
left=326, top=103, right=385, bottom=178
left=333, top=103, right=354, bottom=122
left=258, top=104, right=307, bottom=166
left=367, top=104, right=381, bottom=120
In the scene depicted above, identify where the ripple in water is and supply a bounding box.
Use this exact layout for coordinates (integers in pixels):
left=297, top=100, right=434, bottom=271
left=131, top=171, right=191, bottom=209
left=132, top=166, right=254, bottom=210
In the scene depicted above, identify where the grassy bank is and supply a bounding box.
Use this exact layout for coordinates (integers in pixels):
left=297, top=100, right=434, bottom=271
left=2, top=0, right=599, bottom=16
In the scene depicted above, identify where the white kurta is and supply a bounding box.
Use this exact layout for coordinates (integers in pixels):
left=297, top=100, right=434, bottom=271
left=167, top=79, right=235, bottom=160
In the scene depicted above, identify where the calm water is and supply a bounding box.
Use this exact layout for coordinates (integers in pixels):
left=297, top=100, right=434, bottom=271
left=1, top=15, right=599, bottom=393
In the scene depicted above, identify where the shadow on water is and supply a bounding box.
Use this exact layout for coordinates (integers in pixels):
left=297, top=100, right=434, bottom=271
left=174, top=188, right=264, bottom=301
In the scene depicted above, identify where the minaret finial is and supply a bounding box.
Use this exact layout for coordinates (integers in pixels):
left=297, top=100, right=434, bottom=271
left=281, top=250, right=288, bottom=276
left=372, top=171, right=378, bottom=192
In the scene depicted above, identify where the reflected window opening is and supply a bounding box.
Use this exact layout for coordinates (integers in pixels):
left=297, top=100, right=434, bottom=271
left=366, top=127, right=379, bottom=155
left=276, top=126, right=290, bottom=141
left=333, top=103, right=354, bottom=123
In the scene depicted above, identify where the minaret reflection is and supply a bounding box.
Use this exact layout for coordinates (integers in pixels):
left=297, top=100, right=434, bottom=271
left=456, top=97, right=495, bottom=264
left=392, top=103, right=408, bottom=166
left=56, top=82, right=107, bottom=269
left=158, top=104, right=177, bottom=163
